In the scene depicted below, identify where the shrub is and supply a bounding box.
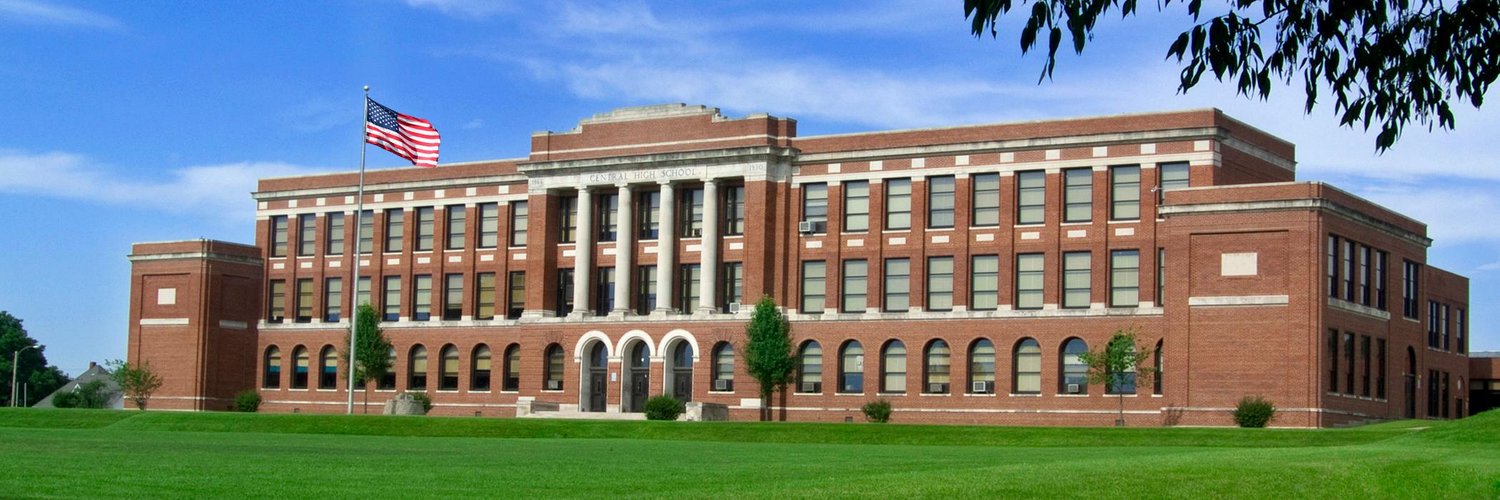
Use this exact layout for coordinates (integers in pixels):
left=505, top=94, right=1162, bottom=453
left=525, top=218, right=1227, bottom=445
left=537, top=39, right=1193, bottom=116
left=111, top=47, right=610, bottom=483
left=51, top=388, right=82, bottom=408
left=644, top=394, right=685, bottom=421
left=862, top=399, right=893, bottom=423
left=409, top=392, right=433, bottom=413
left=234, top=390, right=262, bottom=412
left=51, top=380, right=111, bottom=409
left=1233, top=395, right=1276, bottom=428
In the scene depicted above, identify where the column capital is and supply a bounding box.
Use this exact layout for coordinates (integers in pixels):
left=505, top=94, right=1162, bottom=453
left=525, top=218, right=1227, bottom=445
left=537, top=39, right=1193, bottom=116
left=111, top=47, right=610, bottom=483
left=577, top=185, right=594, bottom=193
left=657, top=179, right=674, bottom=186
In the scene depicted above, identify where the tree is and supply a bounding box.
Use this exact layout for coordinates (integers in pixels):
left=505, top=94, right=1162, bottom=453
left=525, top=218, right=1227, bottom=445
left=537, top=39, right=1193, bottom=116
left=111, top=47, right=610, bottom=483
left=965, top=0, right=1499, bottom=150
left=107, top=359, right=164, bottom=410
left=51, top=379, right=113, bottom=409
left=1, top=311, right=69, bottom=407
left=1076, top=327, right=1155, bottom=426
left=743, top=296, right=795, bottom=422
left=343, top=303, right=393, bottom=414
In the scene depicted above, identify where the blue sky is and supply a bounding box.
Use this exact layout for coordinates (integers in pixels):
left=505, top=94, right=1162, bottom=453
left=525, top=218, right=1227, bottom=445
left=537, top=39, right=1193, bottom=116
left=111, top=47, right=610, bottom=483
left=1, top=0, right=1496, bottom=375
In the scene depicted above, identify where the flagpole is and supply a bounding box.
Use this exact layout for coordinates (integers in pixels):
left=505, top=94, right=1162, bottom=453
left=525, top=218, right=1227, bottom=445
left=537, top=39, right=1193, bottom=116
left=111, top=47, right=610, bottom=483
left=347, top=85, right=369, bottom=415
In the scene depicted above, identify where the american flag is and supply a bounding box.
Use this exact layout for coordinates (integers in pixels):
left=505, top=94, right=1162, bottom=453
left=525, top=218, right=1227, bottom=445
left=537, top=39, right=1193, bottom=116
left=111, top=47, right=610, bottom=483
left=365, top=98, right=440, bottom=168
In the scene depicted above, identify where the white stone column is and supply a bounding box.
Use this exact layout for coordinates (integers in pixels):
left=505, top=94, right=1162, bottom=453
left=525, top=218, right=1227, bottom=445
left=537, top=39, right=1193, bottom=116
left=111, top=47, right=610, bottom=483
left=654, top=181, right=676, bottom=314
left=698, top=179, right=719, bottom=314
left=612, top=185, right=634, bottom=316
left=571, top=187, right=592, bottom=317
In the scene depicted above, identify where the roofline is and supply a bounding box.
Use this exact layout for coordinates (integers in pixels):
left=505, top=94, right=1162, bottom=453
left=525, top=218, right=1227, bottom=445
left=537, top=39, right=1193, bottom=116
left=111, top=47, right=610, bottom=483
left=256, top=157, right=527, bottom=183
left=797, top=107, right=1239, bottom=141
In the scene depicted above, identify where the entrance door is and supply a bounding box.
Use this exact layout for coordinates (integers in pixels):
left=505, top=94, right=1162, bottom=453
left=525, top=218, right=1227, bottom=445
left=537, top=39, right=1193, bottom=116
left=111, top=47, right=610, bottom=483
left=672, top=342, right=693, bottom=402
left=1405, top=347, right=1417, bottom=419
left=587, top=342, right=607, bottom=412
left=627, top=342, right=650, bottom=413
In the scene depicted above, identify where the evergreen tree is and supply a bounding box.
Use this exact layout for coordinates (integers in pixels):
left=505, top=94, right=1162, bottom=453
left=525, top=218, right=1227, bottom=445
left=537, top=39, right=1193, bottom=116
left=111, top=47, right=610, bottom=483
left=743, top=296, right=795, bottom=421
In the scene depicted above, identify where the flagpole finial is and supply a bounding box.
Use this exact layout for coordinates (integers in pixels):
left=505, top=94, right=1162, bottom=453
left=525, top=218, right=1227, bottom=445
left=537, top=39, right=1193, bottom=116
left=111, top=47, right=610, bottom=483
left=363, top=85, right=369, bottom=92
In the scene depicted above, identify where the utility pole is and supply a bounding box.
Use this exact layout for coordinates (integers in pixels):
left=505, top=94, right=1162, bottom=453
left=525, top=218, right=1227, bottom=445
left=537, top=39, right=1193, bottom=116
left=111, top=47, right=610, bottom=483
left=10, top=345, right=36, bottom=407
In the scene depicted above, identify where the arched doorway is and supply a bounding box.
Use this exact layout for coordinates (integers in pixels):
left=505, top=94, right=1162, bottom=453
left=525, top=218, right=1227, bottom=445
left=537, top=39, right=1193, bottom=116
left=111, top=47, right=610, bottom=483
left=585, top=342, right=608, bottom=413
left=625, top=341, right=651, bottom=412
left=1405, top=347, right=1417, bottom=419
left=669, top=342, right=693, bottom=402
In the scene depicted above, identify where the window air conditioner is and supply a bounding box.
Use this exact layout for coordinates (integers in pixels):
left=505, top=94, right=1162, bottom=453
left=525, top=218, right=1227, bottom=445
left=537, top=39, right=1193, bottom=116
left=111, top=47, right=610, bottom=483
left=798, top=220, right=814, bottom=234
left=801, top=381, right=821, bottom=393
left=714, top=379, right=732, bottom=391
left=972, top=381, right=990, bottom=394
left=1066, top=383, right=1081, bottom=394
left=727, top=302, right=741, bottom=314
left=545, top=380, right=562, bottom=391
left=928, top=383, right=948, bottom=394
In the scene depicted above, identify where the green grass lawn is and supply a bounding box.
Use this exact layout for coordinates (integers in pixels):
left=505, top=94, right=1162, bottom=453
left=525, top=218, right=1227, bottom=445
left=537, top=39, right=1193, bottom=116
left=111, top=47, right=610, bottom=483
left=0, top=409, right=1495, bottom=498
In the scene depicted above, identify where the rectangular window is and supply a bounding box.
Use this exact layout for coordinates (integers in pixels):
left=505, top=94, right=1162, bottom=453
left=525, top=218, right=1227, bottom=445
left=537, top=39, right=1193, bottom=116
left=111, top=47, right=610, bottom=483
left=324, top=278, right=342, bottom=323
left=724, top=185, right=745, bottom=236
left=1343, top=332, right=1355, bottom=395
left=636, top=265, right=657, bottom=314
left=679, top=187, right=705, bottom=237
left=414, top=209, right=438, bottom=253
left=412, top=274, right=432, bottom=321
left=1328, top=329, right=1339, bottom=393
left=597, top=193, right=618, bottom=242
left=1017, top=170, right=1045, bottom=224
left=1376, top=338, right=1387, bottom=399
left=884, top=258, right=910, bottom=312
left=1110, top=165, right=1141, bottom=220
left=267, top=280, right=285, bottom=323
left=559, top=195, right=577, bottom=244
left=1343, top=240, right=1356, bottom=301
left=445, top=205, right=466, bottom=250
left=1327, top=235, right=1340, bottom=298
left=928, top=175, right=955, bottom=228
left=722, top=262, right=744, bottom=312
left=927, top=256, right=954, bottom=311
left=506, top=271, right=525, bottom=320
left=801, top=261, right=826, bottom=314
left=1063, top=168, right=1092, bottom=223
left=1358, top=245, right=1371, bottom=306
left=1158, top=162, right=1190, bottom=203
left=443, top=273, right=463, bottom=321
left=970, top=255, right=999, bottom=310
left=357, top=210, right=373, bottom=254
left=508, top=201, right=528, bottom=247
left=269, top=215, right=288, bottom=257
left=1441, top=304, right=1450, bottom=351
left=295, top=278, right=313, bottom=323
left=382, top=276, right=401, bottom=321
left=678, top=264, right=701, bottom=312
left=843, top=180, right=870, bottom=232
left=971, top=173, right=1001, bottom=227
left=478, top=203, right=498, bottom=248
left=297, top=214, right=316, bottom=257
left=595, top=267, right=615, bottom=316
left=1429, top=300, right=1441, bottom=348
left=638, top=191, right=660, bottom=240
left=325, top=212, right=345, bottom=255
left=476, top=272, right=496, bottom=320
left=885, top=178, right=912, bottom=230
left=842, top=259, right=868, bottom=312
left=555, top=268, right=574, bottom=317
left=1063, top=252, right=1091, bottom=308
left=1457, top=308, right=1466, bottom=354
left=1016, top=253, right=1044, bottom=310
left=1403, top=260, right=1420, bottom=318
left=803, top=183, right=828, bottom=231
left=1111, top=250, right=1140, bottom=307
left=1361, top=335, right=1372, bottom=397
left=355, top=276, right=370, bottom=308
left=384, top=209, right=404, bottom=253
left=1375, top=250, right=1388, bottom=310
left=1157, top=248, right=1165, bottom=305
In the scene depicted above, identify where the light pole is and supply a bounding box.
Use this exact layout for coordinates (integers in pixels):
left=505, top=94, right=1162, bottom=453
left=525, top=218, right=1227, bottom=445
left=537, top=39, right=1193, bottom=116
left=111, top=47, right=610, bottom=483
left=11, top=345, right=36, bottom=408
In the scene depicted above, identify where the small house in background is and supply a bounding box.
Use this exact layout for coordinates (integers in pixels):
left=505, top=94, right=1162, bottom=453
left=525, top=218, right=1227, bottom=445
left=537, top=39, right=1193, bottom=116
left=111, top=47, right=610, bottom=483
left=33, top=362, right=124, bottom=409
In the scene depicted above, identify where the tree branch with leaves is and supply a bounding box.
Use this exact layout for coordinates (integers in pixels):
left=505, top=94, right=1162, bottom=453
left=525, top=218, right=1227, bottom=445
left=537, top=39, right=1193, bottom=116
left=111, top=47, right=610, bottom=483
left=107, top=359, right=163, bottom=411
left=1076, top=327, right=1156, bottom=426
left=744, top=296, right=795, bottom=422
left=343, top=303, right=393, bottom=414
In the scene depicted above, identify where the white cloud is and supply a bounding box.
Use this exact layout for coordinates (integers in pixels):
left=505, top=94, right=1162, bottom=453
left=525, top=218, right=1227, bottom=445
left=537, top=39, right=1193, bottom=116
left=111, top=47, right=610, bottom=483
left=402, top=0, right=513, bottom=19
left=0, top=0, right=119, bottom=29
left=1335, top=178, right=1500, bottom=247
left=1479, top=261, right=1500, bottom=272
left=461, top=118, right=485, bottom=130
left=0, top=150, right=321, bottom=221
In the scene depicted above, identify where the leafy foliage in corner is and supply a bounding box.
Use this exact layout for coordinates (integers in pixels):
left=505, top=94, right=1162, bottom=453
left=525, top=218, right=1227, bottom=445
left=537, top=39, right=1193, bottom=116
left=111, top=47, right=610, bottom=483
left=51, top=380, right=113, bottom=409
left=744, top=296, right=795, bottom=421
left=107, top=359, right=164, bottom=411
left=1234, top=395, right=1277, bottom=427
left=1, top=310, right=70, bottom=407
left=343, top=303, right=394, bottom=413
left=965, top=0, right=1499, bottom=150
left=862, top=399, right=893, bottom=423
left=234, top=390, right=262, bottom=413
left=644, top=394, right=686, bottom=421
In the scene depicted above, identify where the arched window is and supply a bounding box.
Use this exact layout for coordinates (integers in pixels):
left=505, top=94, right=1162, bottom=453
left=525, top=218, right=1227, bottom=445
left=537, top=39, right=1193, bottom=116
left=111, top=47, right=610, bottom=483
left=923, top=340, right=950, bottom=394
left=291, top=346, right=309, bottom=389
left=263, top=346, right=282, bottom=389
left=839, top=340, right=864, bottom=393
left=798, top=341, right=823, bottom=393
left=672, top=342, right=693, bottom=402
left=1153, top=340, right=1163, bottom=396
left=711, top=342, right=734, bottom=392
left=502, top=344, right=520, bottom=391
left=1106, top=337, right=1136, bottom=395
left=318, top=345, right=338, bottom=389
left=968, top=339, right=995, bottom=394
left=378, top=347, right=396, bottom=390
left=880, top=340, right=906, bottom=393
left=439, top=345, right=460, bottom=390
left=544, top=343, right=564, bottom=391
left=408, top=345, right=428, bottom=390
left=1013, top=338, right=1041, bottom=394
left=1061, top=338, right=1088, bottom=394
left=471, top=344, right=492, bottom=391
